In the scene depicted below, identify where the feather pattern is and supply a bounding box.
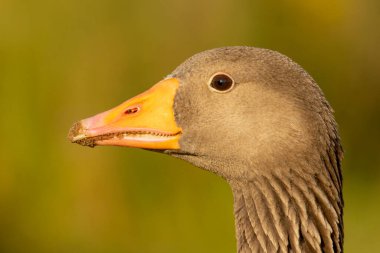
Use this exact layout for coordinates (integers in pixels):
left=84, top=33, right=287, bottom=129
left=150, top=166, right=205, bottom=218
left=168, top=46, right=344, bottom=253
left=231, top=141, right=343, bottom=253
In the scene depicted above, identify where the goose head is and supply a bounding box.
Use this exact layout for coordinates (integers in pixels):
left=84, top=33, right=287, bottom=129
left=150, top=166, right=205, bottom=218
left=69, top=47, right=343, bottom=253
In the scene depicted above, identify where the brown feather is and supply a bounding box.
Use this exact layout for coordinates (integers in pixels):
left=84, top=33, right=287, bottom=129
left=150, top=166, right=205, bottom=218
left=167, top=47, right=343, bottom=253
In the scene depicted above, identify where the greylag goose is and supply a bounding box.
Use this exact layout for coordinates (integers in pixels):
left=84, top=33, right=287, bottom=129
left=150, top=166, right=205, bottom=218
left=68, top=47, right=343, bottom=253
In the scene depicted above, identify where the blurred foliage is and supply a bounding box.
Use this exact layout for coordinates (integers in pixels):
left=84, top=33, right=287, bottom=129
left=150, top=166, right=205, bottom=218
left=0, top=0, right=379, bottom=252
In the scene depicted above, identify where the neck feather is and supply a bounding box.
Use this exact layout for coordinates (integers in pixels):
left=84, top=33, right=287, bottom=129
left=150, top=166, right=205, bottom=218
left=230, top=148, right=343, bottom=253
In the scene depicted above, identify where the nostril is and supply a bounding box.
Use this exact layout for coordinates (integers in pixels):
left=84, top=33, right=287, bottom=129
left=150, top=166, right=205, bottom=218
left=124, top=106, right=140, bottom=115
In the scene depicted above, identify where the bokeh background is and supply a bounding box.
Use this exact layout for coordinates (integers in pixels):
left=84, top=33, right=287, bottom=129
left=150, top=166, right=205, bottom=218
left=1, top=0, right=379, bottom=252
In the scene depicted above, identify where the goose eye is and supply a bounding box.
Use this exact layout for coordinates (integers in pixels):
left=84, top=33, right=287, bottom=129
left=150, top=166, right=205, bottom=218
left=209, top=73, right=235, bottom=93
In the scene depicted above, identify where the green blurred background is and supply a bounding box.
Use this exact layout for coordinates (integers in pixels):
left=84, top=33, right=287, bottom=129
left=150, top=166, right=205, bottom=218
left=1, top=0, right=379, bottom=252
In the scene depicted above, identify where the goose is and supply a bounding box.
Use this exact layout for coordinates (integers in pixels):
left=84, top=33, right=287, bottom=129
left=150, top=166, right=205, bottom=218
left=68, top=46, right=343, bottom=253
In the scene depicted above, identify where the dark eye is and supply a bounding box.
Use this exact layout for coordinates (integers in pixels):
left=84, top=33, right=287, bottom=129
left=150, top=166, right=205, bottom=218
left=209, top=73, right=235, bottom=92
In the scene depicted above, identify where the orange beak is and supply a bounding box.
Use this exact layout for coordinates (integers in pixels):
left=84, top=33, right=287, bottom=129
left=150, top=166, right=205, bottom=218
left=68, top=78, right=182, bottom=150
